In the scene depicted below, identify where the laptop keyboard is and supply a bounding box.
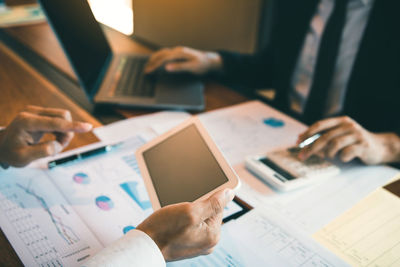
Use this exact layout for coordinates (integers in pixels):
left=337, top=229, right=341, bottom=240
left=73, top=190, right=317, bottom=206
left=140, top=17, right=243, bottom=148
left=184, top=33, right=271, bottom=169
left=114, top=57, right=156, bottom=97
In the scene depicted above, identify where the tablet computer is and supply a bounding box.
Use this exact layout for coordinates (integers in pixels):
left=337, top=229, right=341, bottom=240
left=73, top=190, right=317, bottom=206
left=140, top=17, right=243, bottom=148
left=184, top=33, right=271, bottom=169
left=136, top=117, right=240, bottom=210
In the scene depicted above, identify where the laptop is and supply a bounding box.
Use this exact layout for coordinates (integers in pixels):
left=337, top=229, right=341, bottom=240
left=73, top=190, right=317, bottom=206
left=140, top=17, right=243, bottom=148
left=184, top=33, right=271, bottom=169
left=38, top=0, right=205, bottom=111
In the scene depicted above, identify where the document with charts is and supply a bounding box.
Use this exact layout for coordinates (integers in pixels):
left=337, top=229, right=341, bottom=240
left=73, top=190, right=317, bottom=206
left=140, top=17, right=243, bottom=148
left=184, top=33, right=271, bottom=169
left=198, top=100, right=307, bottom=166
left=314, top=174, right=400, bottom=267
left=0, top=112, right=246, bottom=266
left=168, top=208, right=348, bottom=267
left=0, top=169, right=103, bottom=266
left=0, top=135, right=152, bottom=266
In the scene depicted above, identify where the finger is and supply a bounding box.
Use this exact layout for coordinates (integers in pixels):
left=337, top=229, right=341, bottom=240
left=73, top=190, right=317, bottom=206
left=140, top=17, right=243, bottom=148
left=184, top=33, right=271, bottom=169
left=146, top=49, right=171, bottom=67
left=165, top=61, right=198, bottom=73
left=195, top=189, right=235, bottom=220
left=147, top=52, right=192, bottom=74
left=145, top=49, right=174, bottom=73
left=24, top=106, right=72, bottom=121
left=145, top=47, right=195, bottom=73
left=299, top=116, right=351, bottom=142
left=203, top=227, right=221, bottom=251
left=339, top=144, right=363, bottom=162
left=24, top=107, right=74, bottom=146
left=24, top=140, right=64, bottom=162
left=192, top=219, right=222, bottom=251
left=299, top=125, right=353, bottom=160
left=19, top=112, right=92, bottom=133
left=55, top=132, right=74, bottom=147
left=325, top=133, right=359, bottom=159
left=201, top=247, right=215, bottom=256
left=204, top=208, right=224, bottom=228
left=30, top=131, right=44, bottom=144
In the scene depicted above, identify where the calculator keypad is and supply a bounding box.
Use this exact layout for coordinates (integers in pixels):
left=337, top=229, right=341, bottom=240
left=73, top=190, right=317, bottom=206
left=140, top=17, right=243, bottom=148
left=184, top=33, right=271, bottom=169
left=266, top=147, right=340, bottom=179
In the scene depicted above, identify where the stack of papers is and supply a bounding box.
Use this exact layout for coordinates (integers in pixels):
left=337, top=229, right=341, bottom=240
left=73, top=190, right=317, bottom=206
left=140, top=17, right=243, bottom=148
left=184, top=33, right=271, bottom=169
left=169, top=208, right=348, bottom=267
left=1, top=101, right=398, bottom=266
left=314, top=175, right=400, bottom=266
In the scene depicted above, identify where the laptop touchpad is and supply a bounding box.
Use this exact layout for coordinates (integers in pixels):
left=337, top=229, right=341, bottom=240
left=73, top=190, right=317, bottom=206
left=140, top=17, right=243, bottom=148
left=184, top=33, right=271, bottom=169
left=156, top=75, right=204, bottom=106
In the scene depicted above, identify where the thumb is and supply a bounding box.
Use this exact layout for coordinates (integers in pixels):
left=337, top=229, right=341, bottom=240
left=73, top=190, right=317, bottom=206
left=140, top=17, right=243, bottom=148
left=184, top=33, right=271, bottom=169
left=199, top=189, right=235, bottom=220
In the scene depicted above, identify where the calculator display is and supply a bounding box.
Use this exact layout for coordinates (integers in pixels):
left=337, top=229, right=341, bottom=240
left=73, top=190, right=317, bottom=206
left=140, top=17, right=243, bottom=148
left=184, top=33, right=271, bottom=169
left=260, top=157, right=297, bottom=181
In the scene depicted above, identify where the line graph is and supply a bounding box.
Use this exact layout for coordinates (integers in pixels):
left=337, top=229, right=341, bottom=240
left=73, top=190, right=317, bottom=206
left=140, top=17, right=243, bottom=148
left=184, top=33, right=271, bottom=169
left=0, top=168, right=105, bottom=267
left=16, top=183, right=80, bottom=246
left=0, top=184, right=63, bottom=266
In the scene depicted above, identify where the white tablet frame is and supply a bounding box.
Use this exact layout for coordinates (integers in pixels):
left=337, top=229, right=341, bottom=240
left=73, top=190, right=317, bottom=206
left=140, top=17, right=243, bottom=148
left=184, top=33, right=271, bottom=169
left=136, top=117, right=240, bottom=210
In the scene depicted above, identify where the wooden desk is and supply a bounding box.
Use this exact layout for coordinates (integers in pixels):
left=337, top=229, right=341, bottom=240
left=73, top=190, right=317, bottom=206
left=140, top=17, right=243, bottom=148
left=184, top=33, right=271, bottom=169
left=0, top=21, right=250, bottom=266
left=4, top=23, right=249, bottom=116
left=0, top=35, right=102, bottom=267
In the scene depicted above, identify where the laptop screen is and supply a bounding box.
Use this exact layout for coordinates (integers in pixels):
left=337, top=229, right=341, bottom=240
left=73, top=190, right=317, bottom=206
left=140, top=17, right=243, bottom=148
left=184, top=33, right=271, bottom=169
left=39, top=0, right=112, bottom=97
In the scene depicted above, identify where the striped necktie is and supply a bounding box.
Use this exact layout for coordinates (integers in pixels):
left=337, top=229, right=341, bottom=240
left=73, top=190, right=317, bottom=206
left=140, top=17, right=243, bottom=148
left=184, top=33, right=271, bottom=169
left=303, top=0, right=350, bottom=123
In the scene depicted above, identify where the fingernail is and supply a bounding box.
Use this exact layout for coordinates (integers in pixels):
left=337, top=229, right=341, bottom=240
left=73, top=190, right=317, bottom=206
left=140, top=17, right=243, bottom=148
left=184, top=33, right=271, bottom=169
left=225, top=189, right=234, bottom=201
left=53, top=141, right=63, bottom=154
left=165, top=64, right=174, bottom=71
left=79, top=122, right=93, bottom=131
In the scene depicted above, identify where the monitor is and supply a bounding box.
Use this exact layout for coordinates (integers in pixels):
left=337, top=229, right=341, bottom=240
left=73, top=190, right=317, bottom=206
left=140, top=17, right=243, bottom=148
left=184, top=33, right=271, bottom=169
left=38, top=0, right=112, bottom=97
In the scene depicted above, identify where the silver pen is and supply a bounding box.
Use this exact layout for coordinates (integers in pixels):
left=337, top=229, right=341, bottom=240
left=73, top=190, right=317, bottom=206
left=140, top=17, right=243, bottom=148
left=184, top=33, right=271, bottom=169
left=48, top=142, right=122, bottom=169
left=298, top=133, right=322, bottom=149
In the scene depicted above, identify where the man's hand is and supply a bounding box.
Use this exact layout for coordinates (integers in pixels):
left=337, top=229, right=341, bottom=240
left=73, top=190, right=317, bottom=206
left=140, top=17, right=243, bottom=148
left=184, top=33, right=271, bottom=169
left=136, top=189, right=235, bottom=261
left=144, top=46, right=222, bottom=75
left=297, top=116, right=400, bottom=165
left=0, top=106, right=92, bottom=167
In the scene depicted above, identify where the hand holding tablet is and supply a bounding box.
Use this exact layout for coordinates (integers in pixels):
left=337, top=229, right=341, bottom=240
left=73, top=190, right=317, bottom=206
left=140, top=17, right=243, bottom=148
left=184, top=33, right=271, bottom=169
left=136, top=117, right=240, bottom=210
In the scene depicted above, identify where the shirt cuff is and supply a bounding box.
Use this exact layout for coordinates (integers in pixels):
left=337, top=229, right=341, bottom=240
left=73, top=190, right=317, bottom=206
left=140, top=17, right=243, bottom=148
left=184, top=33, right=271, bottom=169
left=83, top=229, right=166, bottom=267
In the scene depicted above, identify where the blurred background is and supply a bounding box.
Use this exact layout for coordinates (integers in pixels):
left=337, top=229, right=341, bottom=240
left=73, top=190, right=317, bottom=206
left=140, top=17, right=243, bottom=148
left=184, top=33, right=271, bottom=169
left=89, top=0, right=271, bottom=53
left=2, top=0, right=271, bottom=53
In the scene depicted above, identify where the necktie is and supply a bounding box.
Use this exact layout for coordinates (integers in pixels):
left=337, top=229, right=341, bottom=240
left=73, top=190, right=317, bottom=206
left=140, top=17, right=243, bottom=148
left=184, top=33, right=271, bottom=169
left=303, top=0, right=349, bottom=123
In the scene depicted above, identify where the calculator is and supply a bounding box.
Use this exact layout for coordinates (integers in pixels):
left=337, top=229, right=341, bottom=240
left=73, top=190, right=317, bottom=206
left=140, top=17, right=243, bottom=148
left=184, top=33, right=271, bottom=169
left=245, top=147, right=340, bottom=191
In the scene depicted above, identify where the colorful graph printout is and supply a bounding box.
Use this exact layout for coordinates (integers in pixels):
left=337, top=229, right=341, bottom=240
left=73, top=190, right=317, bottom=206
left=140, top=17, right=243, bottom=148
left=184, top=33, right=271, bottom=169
left=95, top=195, right=114, bottom=211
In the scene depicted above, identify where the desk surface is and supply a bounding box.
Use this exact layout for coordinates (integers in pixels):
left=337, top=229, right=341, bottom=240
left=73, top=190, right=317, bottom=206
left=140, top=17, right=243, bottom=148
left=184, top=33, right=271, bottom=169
left=0, top=20, right=250, bottom=266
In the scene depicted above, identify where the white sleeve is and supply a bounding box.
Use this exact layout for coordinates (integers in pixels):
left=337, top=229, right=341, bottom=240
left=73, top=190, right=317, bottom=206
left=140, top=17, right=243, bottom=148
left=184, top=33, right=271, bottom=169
left=83, top=229, right=166, bottom=267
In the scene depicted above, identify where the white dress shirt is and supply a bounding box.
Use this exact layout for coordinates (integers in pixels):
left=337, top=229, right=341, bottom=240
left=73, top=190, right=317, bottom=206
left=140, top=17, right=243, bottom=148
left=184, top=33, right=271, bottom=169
left=290, top=0, right=374, bottom=116
left=83, top=230, right=165, bottom=267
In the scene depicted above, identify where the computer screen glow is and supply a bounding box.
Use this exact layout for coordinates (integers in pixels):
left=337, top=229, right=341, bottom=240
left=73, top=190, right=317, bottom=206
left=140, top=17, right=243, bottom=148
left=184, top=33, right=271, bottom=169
left=88, top=0, right=133, bottom=35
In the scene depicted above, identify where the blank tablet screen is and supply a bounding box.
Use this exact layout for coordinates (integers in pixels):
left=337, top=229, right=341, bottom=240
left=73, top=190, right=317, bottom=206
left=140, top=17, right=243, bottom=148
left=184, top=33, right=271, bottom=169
left=143, top=124, right=229, bottom=207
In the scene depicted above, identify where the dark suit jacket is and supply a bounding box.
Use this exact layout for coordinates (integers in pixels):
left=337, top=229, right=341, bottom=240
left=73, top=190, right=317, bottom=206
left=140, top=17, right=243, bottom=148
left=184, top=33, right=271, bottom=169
left=218, top=0, right=400, bottom=134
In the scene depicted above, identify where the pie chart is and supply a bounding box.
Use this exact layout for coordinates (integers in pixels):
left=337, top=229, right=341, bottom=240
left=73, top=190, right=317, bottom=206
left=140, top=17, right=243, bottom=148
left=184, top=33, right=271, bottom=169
left=123, top=225, right=135, bottom=234
left=263, top=117, right=285, bottom=128
left=95, top=195, right=114, bottom=211
left=73, top=172, right=90, bottom=184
